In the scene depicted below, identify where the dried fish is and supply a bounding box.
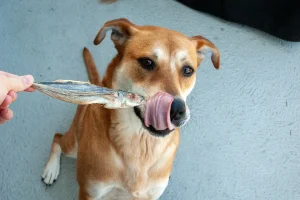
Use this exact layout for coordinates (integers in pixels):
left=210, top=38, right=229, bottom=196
left=32, top=80, right=145, bottom=109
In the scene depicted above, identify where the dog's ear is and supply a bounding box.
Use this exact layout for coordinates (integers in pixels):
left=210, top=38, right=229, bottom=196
left=190, top=36, right=220, bottom=69
left=94, top=18, right=138, bottom=50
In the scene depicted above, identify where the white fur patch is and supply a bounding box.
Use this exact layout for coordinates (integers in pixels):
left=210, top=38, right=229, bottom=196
left=181, top=78, right=196, bottom=100
left=88, top=180, right=168, bottom=200
left=41, top=143, right=61, bottom=185
left=153, top=47, right=168, bottom=60
left=112, top=67, right=132, bottom=91
left=170, top=58, right=176, bottom=71
left=170, top=50, right=188, bottom=71
left=176, top=50, right=188, bottom=61
left=88, top=182, right=118, bottom=199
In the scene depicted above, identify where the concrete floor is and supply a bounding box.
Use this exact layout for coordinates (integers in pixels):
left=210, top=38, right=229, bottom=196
left=1, top=0, right=300, bottom=199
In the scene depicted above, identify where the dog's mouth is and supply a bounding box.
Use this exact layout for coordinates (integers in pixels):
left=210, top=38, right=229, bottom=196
left=134, top=106, right=174, bottom=137
left=133, top=92, right=176, bottom=137
left=132, top=91, right=190, bottom=137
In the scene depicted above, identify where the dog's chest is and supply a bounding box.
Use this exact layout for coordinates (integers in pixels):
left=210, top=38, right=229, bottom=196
left=92, top=128, right=174, bottom=199
left=88, top=136, right=172, bottom=200
left=88, top=109, right=178, bottom=199
left=89, top=163, right=169, bottom=200
left=112, top=127, right=172, bottom=187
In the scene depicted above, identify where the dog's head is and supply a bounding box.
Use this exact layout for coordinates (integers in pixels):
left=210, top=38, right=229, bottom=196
left=94, top=18, right=220, bottom=137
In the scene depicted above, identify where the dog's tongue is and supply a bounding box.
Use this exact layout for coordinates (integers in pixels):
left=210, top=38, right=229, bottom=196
left=145, top=92, right=175, bottom=131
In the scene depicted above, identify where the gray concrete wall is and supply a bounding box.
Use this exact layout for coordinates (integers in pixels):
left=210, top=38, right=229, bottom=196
left=1, top=0, right=300, bottom=199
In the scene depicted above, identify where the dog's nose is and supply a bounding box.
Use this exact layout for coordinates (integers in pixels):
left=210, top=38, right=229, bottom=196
left=170, top=97, right=186, bottom=126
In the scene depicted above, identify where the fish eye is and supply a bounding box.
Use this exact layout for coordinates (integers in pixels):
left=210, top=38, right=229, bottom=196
left=138, top=57, right=155, bottom=71
left=182, top=66, right=194, bottom=77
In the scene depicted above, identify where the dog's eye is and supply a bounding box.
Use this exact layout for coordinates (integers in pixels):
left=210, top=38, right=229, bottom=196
left=182, top=66, right=194, bottom=77
left=138, top=57, right=155, bottom=71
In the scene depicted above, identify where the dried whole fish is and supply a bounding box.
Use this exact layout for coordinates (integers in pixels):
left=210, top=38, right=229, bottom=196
left=32, top=80, right=145, bottom=109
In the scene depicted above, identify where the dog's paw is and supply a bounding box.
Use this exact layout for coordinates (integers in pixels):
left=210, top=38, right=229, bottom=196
left=41, top=154, right=60, bottom=186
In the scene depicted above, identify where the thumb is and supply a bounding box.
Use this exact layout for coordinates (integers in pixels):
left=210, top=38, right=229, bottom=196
left=0, top=75, right=34, bottom=104
left=3, top=75, right=34, bottom=92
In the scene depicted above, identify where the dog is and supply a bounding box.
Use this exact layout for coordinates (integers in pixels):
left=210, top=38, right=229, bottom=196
left=41, top=18, right=220, bottom=200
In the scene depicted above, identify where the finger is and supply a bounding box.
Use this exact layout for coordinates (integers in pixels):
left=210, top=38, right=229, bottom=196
left=0, top=71, right=19, bottom=78
left=24, top=87, right=36, bottom=92
left=0, top=95, right=12, bottom=108
left=0, top=74, right=34, bottom=104
left=7, top=91, right=17, bottom=102
left=0, top=108, right=13, bottom=124
left=1, top=74, right=34, bottom=92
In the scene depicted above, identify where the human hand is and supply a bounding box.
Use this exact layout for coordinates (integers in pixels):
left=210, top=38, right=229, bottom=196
left=0, top=71, right=35, bottom=124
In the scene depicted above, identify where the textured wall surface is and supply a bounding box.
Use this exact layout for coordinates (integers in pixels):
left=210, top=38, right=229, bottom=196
left=1, top=0, right=300, bottom=199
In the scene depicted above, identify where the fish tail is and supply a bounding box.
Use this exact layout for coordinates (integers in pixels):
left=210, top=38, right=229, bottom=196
left=83, top=47, right=102, bottom=86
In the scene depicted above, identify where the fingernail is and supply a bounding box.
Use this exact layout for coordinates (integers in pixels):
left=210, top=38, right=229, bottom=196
left=22, top=75, right=34, bottom=85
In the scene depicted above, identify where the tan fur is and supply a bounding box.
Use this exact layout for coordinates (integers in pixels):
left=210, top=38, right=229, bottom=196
left=42, top=18, right=220, bottom=200
left=83, top=47, right=102, bottom=86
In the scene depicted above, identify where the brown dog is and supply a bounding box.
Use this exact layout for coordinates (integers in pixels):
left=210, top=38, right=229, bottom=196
left=41, top=18, right=220, bottom=200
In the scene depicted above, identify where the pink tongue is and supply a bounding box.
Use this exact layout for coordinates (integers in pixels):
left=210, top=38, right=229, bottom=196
left=144, top=92, right=175, bottom=131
